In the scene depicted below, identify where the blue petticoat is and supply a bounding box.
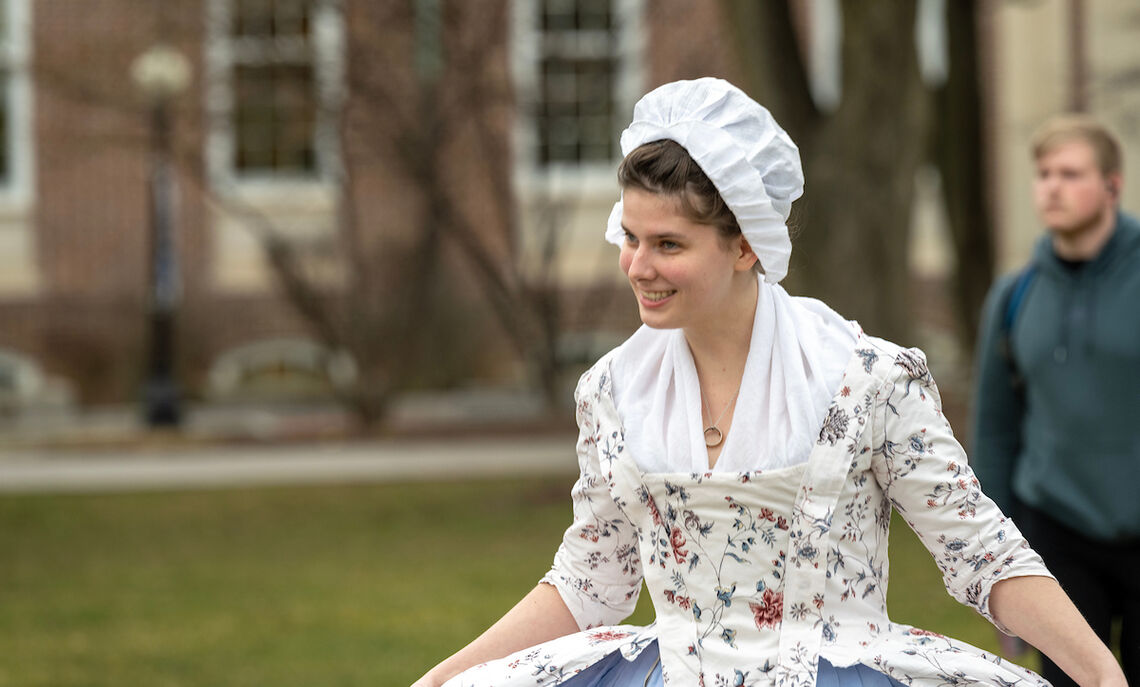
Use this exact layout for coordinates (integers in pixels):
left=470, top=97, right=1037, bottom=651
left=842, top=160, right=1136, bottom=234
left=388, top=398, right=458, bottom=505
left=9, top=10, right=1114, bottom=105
left=562, top=641, right=907, bottom=687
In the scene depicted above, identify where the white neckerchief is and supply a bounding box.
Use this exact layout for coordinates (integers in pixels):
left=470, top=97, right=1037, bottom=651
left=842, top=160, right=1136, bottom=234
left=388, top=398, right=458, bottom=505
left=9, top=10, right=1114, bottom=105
left=610, top=274, right=858, bottom=474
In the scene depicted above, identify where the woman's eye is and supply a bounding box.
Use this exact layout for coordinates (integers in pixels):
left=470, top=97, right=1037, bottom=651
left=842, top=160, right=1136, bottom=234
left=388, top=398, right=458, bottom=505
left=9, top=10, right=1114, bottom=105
left=623, top=231, right=637, bottom=245
left=660, top=240, right=679, bottom=250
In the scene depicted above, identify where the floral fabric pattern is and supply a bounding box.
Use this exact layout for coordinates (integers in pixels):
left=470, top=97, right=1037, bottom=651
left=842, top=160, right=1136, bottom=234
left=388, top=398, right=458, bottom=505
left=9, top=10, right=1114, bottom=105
left=444, top=335, right=1052, bottom=687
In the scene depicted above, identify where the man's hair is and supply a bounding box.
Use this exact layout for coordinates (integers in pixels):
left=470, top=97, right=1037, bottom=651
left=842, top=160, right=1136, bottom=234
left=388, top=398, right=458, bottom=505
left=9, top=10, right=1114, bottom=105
left=617, top=139, right=741, bottom=241
left=1031, top=114, right=1123, bottom=176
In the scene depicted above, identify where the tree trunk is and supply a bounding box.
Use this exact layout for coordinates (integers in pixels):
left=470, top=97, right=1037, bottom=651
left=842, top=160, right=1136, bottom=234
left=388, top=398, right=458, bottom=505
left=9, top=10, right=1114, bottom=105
left=935, top=0, right=994, bottom=358
left=723, top=0, right=930, bottom=344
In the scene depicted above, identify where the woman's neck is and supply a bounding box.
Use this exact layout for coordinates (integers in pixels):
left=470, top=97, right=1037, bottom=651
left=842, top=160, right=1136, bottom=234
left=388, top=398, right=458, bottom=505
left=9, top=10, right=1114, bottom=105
left=684, top=274, right=758, bottom=383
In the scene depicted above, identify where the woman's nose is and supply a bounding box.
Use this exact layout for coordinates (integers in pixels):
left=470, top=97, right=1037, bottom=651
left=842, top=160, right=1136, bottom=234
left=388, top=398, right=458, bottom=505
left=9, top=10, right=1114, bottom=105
left=624, top=245, right=654, bottom=279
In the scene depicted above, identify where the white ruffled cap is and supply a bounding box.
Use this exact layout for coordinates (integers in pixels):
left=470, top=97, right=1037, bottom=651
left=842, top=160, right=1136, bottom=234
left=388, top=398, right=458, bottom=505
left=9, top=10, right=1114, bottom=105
left=605, top=78, right=803, bottom=284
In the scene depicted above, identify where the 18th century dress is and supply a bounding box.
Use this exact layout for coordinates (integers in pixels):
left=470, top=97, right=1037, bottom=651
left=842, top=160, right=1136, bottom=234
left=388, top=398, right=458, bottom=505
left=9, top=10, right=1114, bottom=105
left=442, top=77, right=1052, bottom=687
left=445, top=310, right=1052, bottom=687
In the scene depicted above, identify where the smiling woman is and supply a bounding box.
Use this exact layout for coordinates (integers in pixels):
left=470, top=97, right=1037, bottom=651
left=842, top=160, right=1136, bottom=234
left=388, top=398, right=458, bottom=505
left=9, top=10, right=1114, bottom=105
left=618, top=188, right=756, bottom=335
left=411, top=78, right=1125, bottom=687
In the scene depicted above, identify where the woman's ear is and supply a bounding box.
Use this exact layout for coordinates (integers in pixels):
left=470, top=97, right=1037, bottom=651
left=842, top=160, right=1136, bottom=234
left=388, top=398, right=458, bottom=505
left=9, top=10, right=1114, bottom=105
left=735, top=237, right=760, bottom=272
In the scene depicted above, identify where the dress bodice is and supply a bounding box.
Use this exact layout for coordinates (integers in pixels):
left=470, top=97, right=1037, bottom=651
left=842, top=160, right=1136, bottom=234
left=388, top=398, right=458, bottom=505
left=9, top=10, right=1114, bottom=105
left=591, top=337, right=890, bottom=687
left=614, top=468, right=804, bottom=684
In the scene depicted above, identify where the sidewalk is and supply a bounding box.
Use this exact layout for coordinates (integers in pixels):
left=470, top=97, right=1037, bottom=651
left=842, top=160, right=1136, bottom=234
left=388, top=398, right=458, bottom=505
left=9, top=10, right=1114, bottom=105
left=0, top=392, right=581, bottom=494
left=0, top=435, right=579, bottom=494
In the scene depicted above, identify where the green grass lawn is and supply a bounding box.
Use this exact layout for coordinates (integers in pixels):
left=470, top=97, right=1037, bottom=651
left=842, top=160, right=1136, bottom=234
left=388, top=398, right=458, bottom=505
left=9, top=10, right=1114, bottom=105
left=0, top=476, right=1033, bottom=686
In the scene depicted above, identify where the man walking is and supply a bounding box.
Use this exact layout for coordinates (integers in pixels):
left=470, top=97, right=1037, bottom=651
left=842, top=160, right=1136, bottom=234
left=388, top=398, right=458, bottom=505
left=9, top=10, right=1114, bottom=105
left=972, top=114, right=1140, bottom=686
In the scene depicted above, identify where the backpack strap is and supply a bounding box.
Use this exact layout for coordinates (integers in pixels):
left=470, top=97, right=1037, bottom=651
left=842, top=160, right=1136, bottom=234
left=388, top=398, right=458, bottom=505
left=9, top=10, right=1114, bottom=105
left=998, top=264, right=1037, bottom=390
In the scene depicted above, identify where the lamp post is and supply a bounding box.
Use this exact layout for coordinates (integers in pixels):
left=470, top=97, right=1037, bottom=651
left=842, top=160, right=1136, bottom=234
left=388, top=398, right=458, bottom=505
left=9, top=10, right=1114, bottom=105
left=131, top=44, right=191, bottom=427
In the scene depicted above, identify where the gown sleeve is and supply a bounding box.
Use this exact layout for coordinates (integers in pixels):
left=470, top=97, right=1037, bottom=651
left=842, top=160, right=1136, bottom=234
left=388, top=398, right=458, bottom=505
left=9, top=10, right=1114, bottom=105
left=868, top=347, right=1053, bottom=634
left=539, top=358, right=644, bottom=630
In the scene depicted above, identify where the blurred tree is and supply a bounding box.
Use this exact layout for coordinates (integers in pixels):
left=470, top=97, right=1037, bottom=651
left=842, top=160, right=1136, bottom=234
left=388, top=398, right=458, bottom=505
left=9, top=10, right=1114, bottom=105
left=722, top=1, right=931, bottom=344
left=720, top=1, right=999, bottom=352
left=217, top=0, right=575, bottom=425
left=934, top=0, right=994, bottom=357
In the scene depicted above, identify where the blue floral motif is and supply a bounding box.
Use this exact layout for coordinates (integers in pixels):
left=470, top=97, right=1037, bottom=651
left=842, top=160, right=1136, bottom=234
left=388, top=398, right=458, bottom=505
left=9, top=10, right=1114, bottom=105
left=856, top=348, right=879, bottom=373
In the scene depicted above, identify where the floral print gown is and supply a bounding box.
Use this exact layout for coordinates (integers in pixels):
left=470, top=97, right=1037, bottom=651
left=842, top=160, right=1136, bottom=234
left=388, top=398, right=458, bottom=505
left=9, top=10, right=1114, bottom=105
left=445, top=335, right=1053, bottom=687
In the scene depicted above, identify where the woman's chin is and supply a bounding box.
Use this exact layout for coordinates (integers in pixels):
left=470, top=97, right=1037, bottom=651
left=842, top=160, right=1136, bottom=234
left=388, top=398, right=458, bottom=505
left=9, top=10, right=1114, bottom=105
left=637, top=309, right=678, bottom=330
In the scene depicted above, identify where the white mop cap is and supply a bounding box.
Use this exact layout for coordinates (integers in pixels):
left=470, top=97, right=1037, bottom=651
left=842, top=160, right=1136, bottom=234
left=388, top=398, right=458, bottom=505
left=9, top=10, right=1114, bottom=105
left=605, top=77, right=803, bottom=284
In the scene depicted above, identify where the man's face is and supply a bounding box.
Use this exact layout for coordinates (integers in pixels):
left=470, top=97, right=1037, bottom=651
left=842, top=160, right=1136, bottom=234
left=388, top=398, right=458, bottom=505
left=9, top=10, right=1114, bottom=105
left=1033, top=139, right=1118, bottom=237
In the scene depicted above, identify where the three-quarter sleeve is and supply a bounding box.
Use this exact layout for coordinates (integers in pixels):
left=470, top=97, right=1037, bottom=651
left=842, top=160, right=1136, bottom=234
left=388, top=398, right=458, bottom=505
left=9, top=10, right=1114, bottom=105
left=869, top=348, right=1052, bottom=633
left=540, top=360, right=644, bottom=630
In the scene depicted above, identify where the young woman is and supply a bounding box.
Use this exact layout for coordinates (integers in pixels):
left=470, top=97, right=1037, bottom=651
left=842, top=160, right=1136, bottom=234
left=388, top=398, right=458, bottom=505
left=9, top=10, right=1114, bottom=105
left=412, top=78, right=1125, bottom=687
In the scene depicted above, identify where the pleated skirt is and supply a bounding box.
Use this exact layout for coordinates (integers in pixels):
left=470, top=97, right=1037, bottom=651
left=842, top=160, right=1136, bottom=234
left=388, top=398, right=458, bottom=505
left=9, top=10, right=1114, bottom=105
left=564, top=641, right=907, bottom=687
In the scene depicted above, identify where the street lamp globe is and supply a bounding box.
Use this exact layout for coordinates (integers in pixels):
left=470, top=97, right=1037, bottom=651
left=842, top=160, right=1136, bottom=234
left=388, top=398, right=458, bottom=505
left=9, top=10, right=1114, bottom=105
left=131, top=43, right=192, bottom=102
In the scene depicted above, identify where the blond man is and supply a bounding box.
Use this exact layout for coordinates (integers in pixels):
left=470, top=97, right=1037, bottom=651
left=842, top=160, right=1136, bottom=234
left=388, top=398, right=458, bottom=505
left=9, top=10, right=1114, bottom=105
left=972, top=115, right=1140, bottom=687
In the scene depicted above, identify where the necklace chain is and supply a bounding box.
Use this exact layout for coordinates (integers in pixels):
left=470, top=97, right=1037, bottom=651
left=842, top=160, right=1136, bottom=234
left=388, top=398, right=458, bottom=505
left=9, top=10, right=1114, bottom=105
left=702, top=387, right=740, bottom=448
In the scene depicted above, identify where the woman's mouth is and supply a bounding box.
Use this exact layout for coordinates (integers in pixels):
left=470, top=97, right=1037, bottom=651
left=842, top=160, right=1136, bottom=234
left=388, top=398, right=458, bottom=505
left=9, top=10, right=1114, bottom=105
left=640, top=289, right=677, bottom=305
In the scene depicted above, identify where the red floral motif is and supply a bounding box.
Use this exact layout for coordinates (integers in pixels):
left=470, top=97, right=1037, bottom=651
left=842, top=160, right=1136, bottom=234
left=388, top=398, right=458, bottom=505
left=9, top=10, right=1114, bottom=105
left=758, top=507, right=790, bottom=530
left=684, top=510, right=701, bottom=530
left=663, top=589, right=693, bottom=610
left=647, top=496, right=663, bottom=527
left=670, top=526, right=689, bottom=564
left=841, top=385, right=851, bottom=397
left=588, top=629, right=632, bottom=643
left=749, top=588, right=784, bottom=630
left=579, top=524, right=601, bottom=543
left=908, top=627, right=946, bottom=638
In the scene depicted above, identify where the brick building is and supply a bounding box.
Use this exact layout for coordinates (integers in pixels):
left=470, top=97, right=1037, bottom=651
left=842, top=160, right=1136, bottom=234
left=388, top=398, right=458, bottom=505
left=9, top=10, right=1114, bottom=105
left=0, top=0, right=739, bottom=413
left=2, top=0, right=1139, bottom=416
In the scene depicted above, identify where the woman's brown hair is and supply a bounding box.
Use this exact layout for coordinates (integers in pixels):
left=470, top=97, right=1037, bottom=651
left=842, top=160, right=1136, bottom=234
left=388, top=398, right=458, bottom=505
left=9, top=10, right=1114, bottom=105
left=617, top=140, right=741, bottom=242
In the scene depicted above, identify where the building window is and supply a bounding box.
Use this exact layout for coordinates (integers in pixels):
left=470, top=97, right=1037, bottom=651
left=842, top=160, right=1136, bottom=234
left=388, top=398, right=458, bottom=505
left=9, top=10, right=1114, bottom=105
left=0, top=70, right=10, bottom=185
left=232, top=0, right=317, bottom=173
left=0, top=4, right=12, bottom=185
left=206, top=0, right=343, bottom=186
left=0, top=0, right=31, bottom=200
left=515, top=0, right=641, bottom=173
left=536, top=0, right=618, bottom=165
